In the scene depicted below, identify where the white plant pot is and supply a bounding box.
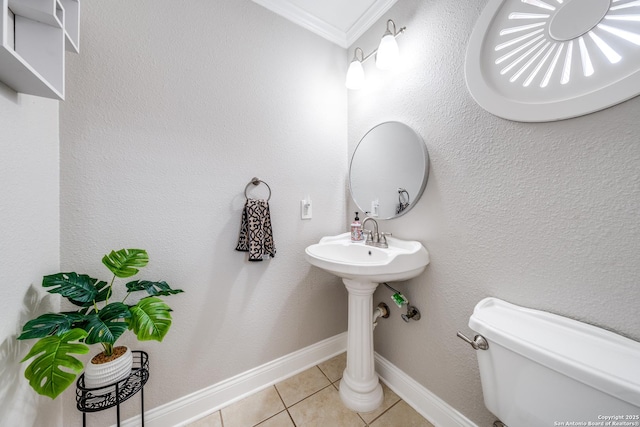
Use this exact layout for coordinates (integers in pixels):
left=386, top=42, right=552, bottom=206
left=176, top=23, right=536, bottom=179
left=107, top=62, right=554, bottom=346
left=84, top=346, right=133, bottom=389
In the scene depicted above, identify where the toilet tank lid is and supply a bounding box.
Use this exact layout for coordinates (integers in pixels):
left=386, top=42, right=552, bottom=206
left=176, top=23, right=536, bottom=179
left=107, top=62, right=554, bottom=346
left=469, top=297, right=640, bottom=408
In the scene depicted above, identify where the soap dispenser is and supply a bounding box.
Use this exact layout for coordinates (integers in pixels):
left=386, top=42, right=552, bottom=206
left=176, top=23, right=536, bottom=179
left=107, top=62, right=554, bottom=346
left=351, top=212, right=363, bottom=242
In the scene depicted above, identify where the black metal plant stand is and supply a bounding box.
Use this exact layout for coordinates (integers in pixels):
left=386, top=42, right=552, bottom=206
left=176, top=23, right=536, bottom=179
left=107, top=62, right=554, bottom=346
left=76, top=351, right=149, bottom=427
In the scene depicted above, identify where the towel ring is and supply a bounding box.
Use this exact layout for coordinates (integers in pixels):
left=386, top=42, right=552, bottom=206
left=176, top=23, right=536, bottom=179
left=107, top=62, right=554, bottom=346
left=244, top=177, right=271, bottom=201
left=397, top=188, right=410, bottom=215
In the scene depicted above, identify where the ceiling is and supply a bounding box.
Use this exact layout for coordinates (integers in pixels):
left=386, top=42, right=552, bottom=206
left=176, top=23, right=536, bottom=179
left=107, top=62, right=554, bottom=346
left=251, top=0, right=399, bottom=48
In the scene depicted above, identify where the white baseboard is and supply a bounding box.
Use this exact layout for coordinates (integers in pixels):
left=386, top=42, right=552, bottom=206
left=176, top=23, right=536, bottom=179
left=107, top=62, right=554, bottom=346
left=115, top=332, right=476, bottom=427
left=375, top=353, right=477, bottom=427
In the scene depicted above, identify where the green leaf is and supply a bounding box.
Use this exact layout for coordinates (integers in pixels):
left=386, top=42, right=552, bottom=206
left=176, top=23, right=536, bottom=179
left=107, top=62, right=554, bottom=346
left=21, top=328, right=89, bottom=399
left=43, top=273, right=107, bottom=306
left=102, top=249, right=149, bottom=278
left=84, top=303, right=131, bottom=345
left=18, top=312, right=86, bottom=340
left=125, top=280, right=184, bottom=297
left=71, top=280, right=111, bottom=306
left=128, top=297, right=173, bottom=341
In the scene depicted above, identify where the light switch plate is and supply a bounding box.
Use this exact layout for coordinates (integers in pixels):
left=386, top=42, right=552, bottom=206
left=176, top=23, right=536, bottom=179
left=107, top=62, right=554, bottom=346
left=301, top=199, right=312, bottom=220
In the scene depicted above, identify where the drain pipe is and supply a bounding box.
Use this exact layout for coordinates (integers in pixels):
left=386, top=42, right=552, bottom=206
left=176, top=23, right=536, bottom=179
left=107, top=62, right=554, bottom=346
left=373, top=302, right=390, bottom=330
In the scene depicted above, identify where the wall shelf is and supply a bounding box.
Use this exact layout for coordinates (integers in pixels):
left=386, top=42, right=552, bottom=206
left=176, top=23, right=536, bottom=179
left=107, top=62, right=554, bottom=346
left=0, top=0, right=80, bottom=100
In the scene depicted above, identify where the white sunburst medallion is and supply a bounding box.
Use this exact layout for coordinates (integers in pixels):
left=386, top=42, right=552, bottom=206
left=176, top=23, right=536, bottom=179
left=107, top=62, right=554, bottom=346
left=465, top=0, right=640, bottom=122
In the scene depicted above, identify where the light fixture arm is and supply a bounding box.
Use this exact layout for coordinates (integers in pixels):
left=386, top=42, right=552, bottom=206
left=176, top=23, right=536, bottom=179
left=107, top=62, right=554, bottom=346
left=352, top=47, right=365, bottom=62
left=385, top=19, right=397, bottom=36
left=351, top=19, right=406, bottom=65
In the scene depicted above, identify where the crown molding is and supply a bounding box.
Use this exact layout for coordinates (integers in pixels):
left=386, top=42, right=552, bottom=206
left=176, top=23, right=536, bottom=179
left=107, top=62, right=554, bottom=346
left=345, top=0, right=398, bottom=48
left=252, top=0, right=348, bottom=47
left=252, top=0, right=399, bottom=49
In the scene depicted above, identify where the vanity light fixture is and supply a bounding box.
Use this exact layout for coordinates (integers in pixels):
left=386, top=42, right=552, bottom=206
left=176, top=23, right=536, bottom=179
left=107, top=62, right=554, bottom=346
left=346, top=48, right=366, bottom=90
left=345, top=19, right=406, bottom=90
left=376, top=20, right=401, bottom=70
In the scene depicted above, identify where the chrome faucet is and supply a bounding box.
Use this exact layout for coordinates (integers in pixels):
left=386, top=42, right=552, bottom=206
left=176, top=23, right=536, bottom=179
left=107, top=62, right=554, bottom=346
left=362, top=217, right=378, bottom=245
left=362, top=217, right=392, bottom=248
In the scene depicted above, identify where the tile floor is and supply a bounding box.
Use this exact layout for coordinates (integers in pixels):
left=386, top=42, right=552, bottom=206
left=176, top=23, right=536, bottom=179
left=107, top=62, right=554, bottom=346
left=188, top=353, right=434, bottom=427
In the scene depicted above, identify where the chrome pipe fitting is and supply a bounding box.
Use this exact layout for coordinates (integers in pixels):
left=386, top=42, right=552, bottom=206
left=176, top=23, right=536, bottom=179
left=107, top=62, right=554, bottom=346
left=401, top=305, right=421, bottom=322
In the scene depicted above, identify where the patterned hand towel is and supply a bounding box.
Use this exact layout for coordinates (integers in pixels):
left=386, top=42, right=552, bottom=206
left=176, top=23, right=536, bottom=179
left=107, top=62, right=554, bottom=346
left=236, top=198, right=276, bottom=261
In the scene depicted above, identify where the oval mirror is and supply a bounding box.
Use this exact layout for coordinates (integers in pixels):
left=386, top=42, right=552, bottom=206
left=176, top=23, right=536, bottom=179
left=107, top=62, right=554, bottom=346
left=349, top=122, right=429, bottom=219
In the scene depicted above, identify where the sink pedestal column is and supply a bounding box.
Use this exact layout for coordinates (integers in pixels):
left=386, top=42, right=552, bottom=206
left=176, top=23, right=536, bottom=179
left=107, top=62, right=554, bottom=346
left=339, top=278, right=383, bottom=413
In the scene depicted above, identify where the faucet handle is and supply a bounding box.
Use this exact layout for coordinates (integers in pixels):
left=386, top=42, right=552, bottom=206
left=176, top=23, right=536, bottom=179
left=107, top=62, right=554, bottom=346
left=380, top=232, right=392, bottom=244
left=363, top=229, right=373, bottom=243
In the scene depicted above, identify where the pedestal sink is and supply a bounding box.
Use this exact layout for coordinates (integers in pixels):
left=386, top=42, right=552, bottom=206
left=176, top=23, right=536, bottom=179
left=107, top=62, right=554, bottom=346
left=305, top=233, right=429, bottom=412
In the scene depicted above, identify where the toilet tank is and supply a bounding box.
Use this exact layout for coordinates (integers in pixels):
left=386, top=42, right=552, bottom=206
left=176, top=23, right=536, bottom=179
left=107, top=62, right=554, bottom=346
left=469, top=298, right=640, bottom=427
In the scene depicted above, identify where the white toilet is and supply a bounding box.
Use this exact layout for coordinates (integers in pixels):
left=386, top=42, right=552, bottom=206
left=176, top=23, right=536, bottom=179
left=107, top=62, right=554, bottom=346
left=461, top=297, right=640, bottom=427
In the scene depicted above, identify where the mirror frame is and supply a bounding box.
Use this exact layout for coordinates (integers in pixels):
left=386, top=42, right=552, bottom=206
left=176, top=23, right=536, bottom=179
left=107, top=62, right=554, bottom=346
left=348, top=121, right=429, bottom=220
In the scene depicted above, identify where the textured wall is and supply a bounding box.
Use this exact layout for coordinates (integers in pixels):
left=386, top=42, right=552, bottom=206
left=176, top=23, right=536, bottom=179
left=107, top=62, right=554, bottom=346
left=0, top=85, right=61, bottom=426
left=349, top=1, right=640, bottom=425
left=59, top=0, right=348, bottom=424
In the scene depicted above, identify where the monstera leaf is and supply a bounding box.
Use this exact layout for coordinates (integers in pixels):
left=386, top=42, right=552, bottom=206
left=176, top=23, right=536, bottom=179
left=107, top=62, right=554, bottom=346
left=102, top=249, right=149, bottom=278
left=128, top=297, right=173, bottom=341
left=21, top=328, right=89, bottom=399
left=42, top=273, right=108, bottom=306
left=18, top=312, right=86, bottom=340
left=83, top=303, right=131, bottom=345
left=125, top=280, right=184, bottom=297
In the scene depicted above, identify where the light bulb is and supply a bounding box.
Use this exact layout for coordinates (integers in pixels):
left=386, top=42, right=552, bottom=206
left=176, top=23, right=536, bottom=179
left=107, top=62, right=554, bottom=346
left=376, top=33, right=399, bottom=70
left=345, top=59, right=364, bottom=90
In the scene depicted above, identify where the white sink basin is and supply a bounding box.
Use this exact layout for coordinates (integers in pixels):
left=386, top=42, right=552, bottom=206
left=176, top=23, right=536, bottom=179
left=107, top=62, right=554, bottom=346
left=305, top=233, right=429, bottom=282
left=305, top=232, right=430, bottom=412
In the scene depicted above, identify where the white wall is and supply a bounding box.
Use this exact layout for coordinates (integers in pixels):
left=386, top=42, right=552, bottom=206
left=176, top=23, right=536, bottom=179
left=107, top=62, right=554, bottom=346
left=349, top=1, right=640, bottom=425
left=7, top=1, right=636, bottom=426
left=59, top=0, right=348, bottom=424
left=0, top=84, right=61, bottom=426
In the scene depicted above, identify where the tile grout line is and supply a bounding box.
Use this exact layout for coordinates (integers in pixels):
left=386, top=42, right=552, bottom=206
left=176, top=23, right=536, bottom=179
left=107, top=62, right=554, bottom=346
left=358, top=413, right=369, bottom=426
left=278, top=363, right=341, bottom=426
left=285, top=409, right=296, bottom=427
left=277, top=366, right=335, bottom=409
left=366, top=398, right=403, bottom=426
left=272, top=384, right=297, bottom=427
left=252, top=408, right=291, bottom=427
left=287, top=382, right=335, bottom=409
left=317, top=363, right=334, bottom=384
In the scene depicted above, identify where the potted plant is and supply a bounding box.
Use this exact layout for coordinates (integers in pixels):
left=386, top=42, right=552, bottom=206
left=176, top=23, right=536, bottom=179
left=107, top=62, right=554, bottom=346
left=17, top=248, right=183, bottom=399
